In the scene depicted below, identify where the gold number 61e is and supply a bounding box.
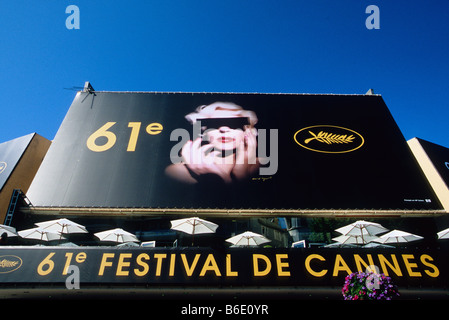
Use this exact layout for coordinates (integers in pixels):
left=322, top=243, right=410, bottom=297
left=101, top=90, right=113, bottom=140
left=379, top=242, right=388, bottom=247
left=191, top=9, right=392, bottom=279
left=86, top=122, right=163, bottom=152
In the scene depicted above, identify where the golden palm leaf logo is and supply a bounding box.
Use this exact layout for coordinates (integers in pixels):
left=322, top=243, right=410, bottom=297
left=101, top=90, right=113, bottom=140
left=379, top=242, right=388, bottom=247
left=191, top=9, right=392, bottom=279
left=304, top=131, right=355, bottom=145
left=0, top=255, right=22, bottom=273
left=0, top=259, right=19, bottom=268
left=294, top=125, right=364, bottom=154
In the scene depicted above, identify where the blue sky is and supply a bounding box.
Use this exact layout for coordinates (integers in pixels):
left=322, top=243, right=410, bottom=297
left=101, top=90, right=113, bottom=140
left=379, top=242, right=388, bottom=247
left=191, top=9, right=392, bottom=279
left=1, top=1, right=448, bottom=147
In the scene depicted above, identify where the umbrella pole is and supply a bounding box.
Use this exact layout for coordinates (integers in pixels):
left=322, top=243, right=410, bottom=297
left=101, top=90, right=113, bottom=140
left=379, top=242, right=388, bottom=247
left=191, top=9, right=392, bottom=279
left=191, top=220, right=196, bottom=246
left=360, top=227, right=365, bottom=244
left=59, top=225, right=64, bottom=244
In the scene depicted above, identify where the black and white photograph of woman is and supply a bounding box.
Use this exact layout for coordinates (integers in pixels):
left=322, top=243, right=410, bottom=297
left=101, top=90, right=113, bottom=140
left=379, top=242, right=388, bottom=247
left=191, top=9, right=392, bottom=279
left=166, top=102, right=260, bottom=184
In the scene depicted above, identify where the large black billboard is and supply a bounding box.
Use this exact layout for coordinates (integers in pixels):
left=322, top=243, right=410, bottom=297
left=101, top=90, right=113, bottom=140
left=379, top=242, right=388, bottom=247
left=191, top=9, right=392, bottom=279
left=0, top=247, right=446, bottom=289
left=26, top=91, right=441, bottom=212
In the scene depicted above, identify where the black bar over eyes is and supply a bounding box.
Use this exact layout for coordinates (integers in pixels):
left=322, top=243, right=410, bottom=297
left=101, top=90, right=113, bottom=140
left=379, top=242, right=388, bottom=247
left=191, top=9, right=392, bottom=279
left=197, top=117, right=249, bottom=131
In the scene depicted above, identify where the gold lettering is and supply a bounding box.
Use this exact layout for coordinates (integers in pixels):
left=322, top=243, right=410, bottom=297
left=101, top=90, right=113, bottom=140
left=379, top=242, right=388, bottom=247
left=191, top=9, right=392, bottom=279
left=200, top=254, right=221, bottom=276
left=146, top=123, right=163, bottom=135
left=333, top=254, right=352, bottom=277
left=354, top=254, right=376, bottom=273
left=226, top=254, right=238, bottom=277
left=154, top=254, right=167, bottom=276
left=420, top=254, right=440, bottom=278
left=98, top=253, right=115, bottom=276
left=253, top=254, right=271, bottom=276
left=305, top=254, right=327, bottom=277
left=37, top=252, right=55, bottom=276
left=127, top=122, right=142, bottom=151
left=402, top=254, right=422, bottom=277
left=378, top=254, right=402, bottom=277
left=116, top=253, right=132, bottom=276
left=75, top=252, right=87, bottom=263
left=169, top=253, right=176, bottom=276
left=276, top=254, right=290, bottom=276
left=181, top=254, right=201, bottom=276
left=63, top=252, right=73, bottom=275
left=134, top=253, right=150, bottom=277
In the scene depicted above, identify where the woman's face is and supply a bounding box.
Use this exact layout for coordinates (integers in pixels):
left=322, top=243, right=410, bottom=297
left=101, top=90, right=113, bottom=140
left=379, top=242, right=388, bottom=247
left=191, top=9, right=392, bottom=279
left=205, top=125, right=246, bottom=151
left=200, top=116, right=249, bottom=151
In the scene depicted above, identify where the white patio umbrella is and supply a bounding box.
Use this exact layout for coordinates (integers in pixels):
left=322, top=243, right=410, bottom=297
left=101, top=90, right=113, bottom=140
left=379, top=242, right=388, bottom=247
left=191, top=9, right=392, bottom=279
left=36, top=218, right=88, bottom=236
left=437, top=227, right=449, bottom=239
left=0, top=224, right=18, bottom=237
left=373, top=229, right=423, bottom=244
left=94, top=228, right=139, bottom=244
left=18, top=227, right=65, bottom=242
left=335, top=220, right=388, bottom=243
left=226, top=231, right=271, bottom=247
left=170, top=217, right=218, bottom=245
left=332, top=234, right=379, bottom=245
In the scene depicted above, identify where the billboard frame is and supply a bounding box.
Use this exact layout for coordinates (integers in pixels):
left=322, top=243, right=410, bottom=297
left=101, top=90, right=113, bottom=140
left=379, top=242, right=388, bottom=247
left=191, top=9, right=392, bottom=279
left=21, top=205, right=447, bottom=218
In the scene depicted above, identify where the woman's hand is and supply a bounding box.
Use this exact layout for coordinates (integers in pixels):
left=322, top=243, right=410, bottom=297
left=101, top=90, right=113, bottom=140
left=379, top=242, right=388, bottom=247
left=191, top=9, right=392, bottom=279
left=232, top=128, right=258, bottom=180
left=181, top=138, right=234, bottom=183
